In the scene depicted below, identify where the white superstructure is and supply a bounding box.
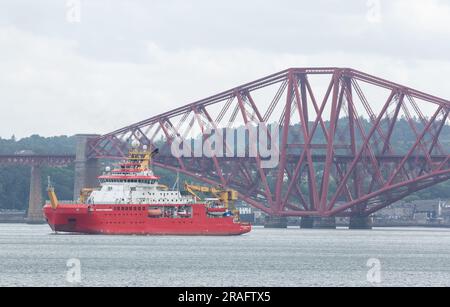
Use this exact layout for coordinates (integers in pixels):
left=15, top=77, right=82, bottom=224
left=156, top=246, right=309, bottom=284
left=85, top=147, right=195, bottom=205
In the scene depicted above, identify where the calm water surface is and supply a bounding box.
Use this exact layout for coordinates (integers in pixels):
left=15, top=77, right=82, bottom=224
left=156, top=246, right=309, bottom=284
left=0, top=224, right=449, bottom=287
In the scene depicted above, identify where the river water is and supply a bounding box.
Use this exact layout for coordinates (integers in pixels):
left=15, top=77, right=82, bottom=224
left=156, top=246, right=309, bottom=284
left=0, top=224, right=449, bottom=287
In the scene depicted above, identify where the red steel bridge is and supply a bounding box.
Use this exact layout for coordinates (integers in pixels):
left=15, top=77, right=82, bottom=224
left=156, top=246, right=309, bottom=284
left=84, top=67, right=450, bottom=228
left=0, top=155, right=75, bottom=167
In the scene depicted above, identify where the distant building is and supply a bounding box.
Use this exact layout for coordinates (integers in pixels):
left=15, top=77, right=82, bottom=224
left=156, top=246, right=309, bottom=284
left=235, top=202, right=256, bottom=223
left=374, top=199, right=450, bottom=226
left=14, top=150, right=34, bottom=155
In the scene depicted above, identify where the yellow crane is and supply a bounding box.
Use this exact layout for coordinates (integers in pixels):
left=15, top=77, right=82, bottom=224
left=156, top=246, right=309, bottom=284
left=184, top=183, right=238, bottom=211
left=128, top=145, right=159, bottom=170
left=47, top=177, right=59, bottom=210
left=79, top=188, right=94, bottom=204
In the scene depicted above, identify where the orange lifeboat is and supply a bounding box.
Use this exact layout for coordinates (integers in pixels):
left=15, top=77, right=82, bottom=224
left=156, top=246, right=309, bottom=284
left=148, top=208, right=162, bottom=217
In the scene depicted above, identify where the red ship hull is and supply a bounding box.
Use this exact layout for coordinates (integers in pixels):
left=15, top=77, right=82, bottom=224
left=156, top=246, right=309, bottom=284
left=43, top=203, right=251, bottom=236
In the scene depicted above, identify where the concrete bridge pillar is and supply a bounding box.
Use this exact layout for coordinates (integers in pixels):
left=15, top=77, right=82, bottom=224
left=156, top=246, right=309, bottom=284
left=349, top=216, right=373, bottom=230
left=264, top=216, right=288, bottom=228
left=73, top=134, right=101, bottom=201
left=300, top=216, right=315, bottom=229
left=27, top=165, right=44, bottom=224
left=300, top=217, right=336, bottom=229
left=313, top=217, right=337, bottom=229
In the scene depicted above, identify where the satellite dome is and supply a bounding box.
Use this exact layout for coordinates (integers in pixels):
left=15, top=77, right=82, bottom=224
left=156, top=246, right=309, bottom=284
left=131, top=140, right=140, bottom=148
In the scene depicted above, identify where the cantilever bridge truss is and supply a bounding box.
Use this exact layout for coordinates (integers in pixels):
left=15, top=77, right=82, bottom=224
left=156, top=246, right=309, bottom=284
left=88, top=68, right=450, bottom=218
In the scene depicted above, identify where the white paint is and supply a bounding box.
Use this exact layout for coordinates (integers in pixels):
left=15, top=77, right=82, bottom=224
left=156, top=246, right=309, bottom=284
left=88, top=170, right=194, bottom=205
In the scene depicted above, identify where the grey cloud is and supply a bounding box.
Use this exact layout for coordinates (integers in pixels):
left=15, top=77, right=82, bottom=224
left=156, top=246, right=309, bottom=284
left=1, top=0, right=449, bottom=62
left=0, top=0, right=449, bottom=138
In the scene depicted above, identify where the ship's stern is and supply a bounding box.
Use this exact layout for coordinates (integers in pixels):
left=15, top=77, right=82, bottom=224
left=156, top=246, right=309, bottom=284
left=42, top=203, right=89, bottom=233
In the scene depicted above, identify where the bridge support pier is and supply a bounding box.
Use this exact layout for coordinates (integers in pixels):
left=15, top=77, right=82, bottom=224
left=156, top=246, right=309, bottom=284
left=349, top=216, right=373, bottom=230
left=300, top=217, right=336, bottom=229
left=312, top=217, right=336, bottom=229
left=73, top=134, right=101, bottom=201
left=300, top=217, right=315, bottom=229
left=264, top=216, right=288, bottom=228
left=26, top=165, right=44, bottom=224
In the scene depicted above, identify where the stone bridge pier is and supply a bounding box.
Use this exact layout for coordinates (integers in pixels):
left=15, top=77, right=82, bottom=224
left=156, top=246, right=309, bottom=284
left=26, top=165, right=44, bottom=224
left=24, top=134, right=99, bottom=224
left=73, top=134, right=101, bottom=201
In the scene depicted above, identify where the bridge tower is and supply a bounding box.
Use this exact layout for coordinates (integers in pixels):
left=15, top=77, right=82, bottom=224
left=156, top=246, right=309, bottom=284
left=26, top=165, right=44, bottom=224
left=73, top=134, right=101, bottom=201
left=1, top=153, right=76, bottom=223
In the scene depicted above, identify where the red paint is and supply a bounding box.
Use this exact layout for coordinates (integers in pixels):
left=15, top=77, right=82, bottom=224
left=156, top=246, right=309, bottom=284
left=98, top=175, right=160, bottom=180
left=43, top=203, right=251, bottom=236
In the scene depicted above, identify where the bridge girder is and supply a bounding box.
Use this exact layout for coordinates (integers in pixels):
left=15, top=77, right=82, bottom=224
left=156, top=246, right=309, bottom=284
left=87, top=68, right=450, bottom=217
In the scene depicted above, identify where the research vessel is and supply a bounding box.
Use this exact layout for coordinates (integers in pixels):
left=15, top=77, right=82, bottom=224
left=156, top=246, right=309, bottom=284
left=43, top=145, right=251, bottom=236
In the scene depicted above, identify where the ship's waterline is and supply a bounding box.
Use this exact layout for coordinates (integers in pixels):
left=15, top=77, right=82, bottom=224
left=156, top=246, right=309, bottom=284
left=1, top=224, right=450, bottom=287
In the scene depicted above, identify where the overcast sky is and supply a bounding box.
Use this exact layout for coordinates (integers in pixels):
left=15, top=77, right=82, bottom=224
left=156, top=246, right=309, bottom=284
left=1, top=0, right=450, bottom=138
